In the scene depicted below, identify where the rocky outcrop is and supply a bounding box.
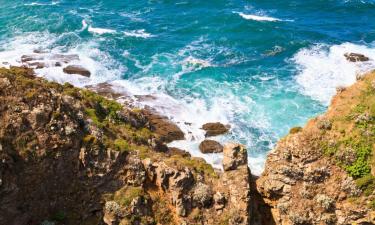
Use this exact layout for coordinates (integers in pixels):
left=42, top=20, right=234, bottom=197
left=220, top=143, right=252, bottom=225
left=0, top=67, right=252, bottom=225
left=142, top=107, right=185, bottom=142
left=255, top=71, right=375, bottom=225
left=344, top=53, right=370, bottom=62
left=63, top=65, right=91, bottom=77
left=202, top=122, right=230, bottom=137
left=199, top=139, right=223, bottom=153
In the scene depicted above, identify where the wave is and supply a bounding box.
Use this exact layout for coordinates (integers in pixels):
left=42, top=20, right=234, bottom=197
left=24, top=1, right=59, bottom=6
left=0, top=33, right=271, bottom=175
left=0, top=32, right=124, bottom=86
left=123, top=29, right=154, bottom=38
left=293, top=42, right=375, bottom=105
left=88, top=26, right=116, bottom=35
left=235, top=12, right=287, bottom=22
left=80, top=20, right=116, bottom=35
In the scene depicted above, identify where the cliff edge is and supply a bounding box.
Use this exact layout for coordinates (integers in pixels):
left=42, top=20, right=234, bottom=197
left=256, top=71, right=375, bottom=224
left=0, top=67, right=252, bottom=225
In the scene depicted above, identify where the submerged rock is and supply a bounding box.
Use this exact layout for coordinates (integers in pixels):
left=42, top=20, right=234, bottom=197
left=344, top=53, right=370, bottom=62
left=202, top=122, right=230, bottom=137
left=199, top=140, right=223, bottom=153
left=63, top=65, right=91, bottom=77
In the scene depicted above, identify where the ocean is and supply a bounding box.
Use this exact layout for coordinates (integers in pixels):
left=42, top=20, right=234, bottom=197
left=1, top=0, right=375, bottom=175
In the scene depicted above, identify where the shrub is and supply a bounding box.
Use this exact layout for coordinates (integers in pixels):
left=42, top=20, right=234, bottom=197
left=289, top=127, right=302, bottom=134
left=114, top=139, right=129, bottom=152
left=356, top=174, right=375, bottom=196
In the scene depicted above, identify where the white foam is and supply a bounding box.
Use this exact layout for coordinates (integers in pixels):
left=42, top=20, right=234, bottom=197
left=88, top=26, right=116, bottom=35
left=236, top=12, right=283, bottom=22
left=123, top=29, right=154, bottom=38
left=293, top=42, right=375, bottom=105
left=24, top=1, right=59, bottom=6
left=0, top=33, right=269, bottom=176
left=0, top=32, right=125, bottom=87
left=81, top=20, right=88, bottom=31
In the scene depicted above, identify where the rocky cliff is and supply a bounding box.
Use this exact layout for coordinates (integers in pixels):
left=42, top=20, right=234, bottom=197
left=0, top=67, right=253, bottom=225
left=256, top=71, right=375, bottom=224
left=0, top=67, right=374, bottom=225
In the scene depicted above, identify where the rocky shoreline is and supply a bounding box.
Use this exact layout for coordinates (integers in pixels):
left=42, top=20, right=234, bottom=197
left=0, top=50, right=375, bottom=224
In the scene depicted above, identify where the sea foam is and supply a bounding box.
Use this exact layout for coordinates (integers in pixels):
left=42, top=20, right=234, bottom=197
left=293, top=42, right=375, bottom=105
left=123, top=29, right=154, bottom=38
left=235, top=12, right=283, bottom=22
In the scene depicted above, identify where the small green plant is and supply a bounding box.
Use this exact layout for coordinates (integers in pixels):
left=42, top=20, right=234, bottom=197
left=289, top=126, right=302, bottom=134
left=114, top=186, right=144, bottom=207
left=355, top=174, right=375, bottom=196
left=51, top=211, right=65, bottom=222
left=114, top=138, right=129, bottom=152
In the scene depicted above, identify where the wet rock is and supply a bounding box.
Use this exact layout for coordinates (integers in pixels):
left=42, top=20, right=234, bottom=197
left=26, top=61, right=46, bottom=69
left=202, top=122, right=230, bottom=137
left=222, top=143, right=247, bottom=171
left=21, top=54, right=44, bottom=63
left=63, top=65, right=91, bottom=77
left=143, top=108, right=184, bottom=142
left=50, top=54, right=79, bottom=63
left=344, top=53, right=370, bottom=62
left=199, top=140, right=223, bottom=154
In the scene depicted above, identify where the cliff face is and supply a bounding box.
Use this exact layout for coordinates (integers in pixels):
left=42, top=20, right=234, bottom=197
left=1, top=67, right=374, bottom=225
left=0, top=67, right=253, bottom=225
left=256, top=72, right=375, bottom=224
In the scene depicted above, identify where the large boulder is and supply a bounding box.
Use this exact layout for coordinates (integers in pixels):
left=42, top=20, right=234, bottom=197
left=142, top=108, right=185, bottom=142
left=63, top=65, right=91, bottom=77
left=199, top=140, right=223, bottom=153
left=222, top=143, right=247, bottom=171
left=344, top=53, right=370, bottom=62
left=202, top=122, right=230, bottom=137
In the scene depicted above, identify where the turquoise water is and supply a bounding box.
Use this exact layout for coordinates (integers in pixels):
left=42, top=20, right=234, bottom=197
left=1, top=0, right=375, bottom=174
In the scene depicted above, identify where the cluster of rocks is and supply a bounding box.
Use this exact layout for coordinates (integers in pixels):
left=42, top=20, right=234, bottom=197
left=0, top=67, right=253, bottom=225
left=344, top=52, right=370, bottom=62
left=20, top=51, right=91, bottom=77
left=198, top=122, right=231, bottom=154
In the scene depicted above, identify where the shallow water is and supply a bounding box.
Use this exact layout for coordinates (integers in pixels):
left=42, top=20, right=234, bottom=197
left=1, top=0, right=375, bottom=174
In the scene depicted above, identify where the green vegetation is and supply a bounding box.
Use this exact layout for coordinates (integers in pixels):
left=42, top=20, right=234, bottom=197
left=289, top=126, right=302, bottom=134
left=356, top=174, right=375, bottom=196
left=51, top=211, right=66, bottom=222
left=321, top=76, right=375, bottom=181
left=113, top=186, right=145, bottom=207
left=153, top=196, right=173, bottom=224
left=114, top=138, right=129, bottom=152
left=165, top=154, right=217, bottom=178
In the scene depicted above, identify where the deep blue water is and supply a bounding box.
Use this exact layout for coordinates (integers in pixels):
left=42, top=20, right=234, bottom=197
left=1, top=0, right=375, bottom=174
